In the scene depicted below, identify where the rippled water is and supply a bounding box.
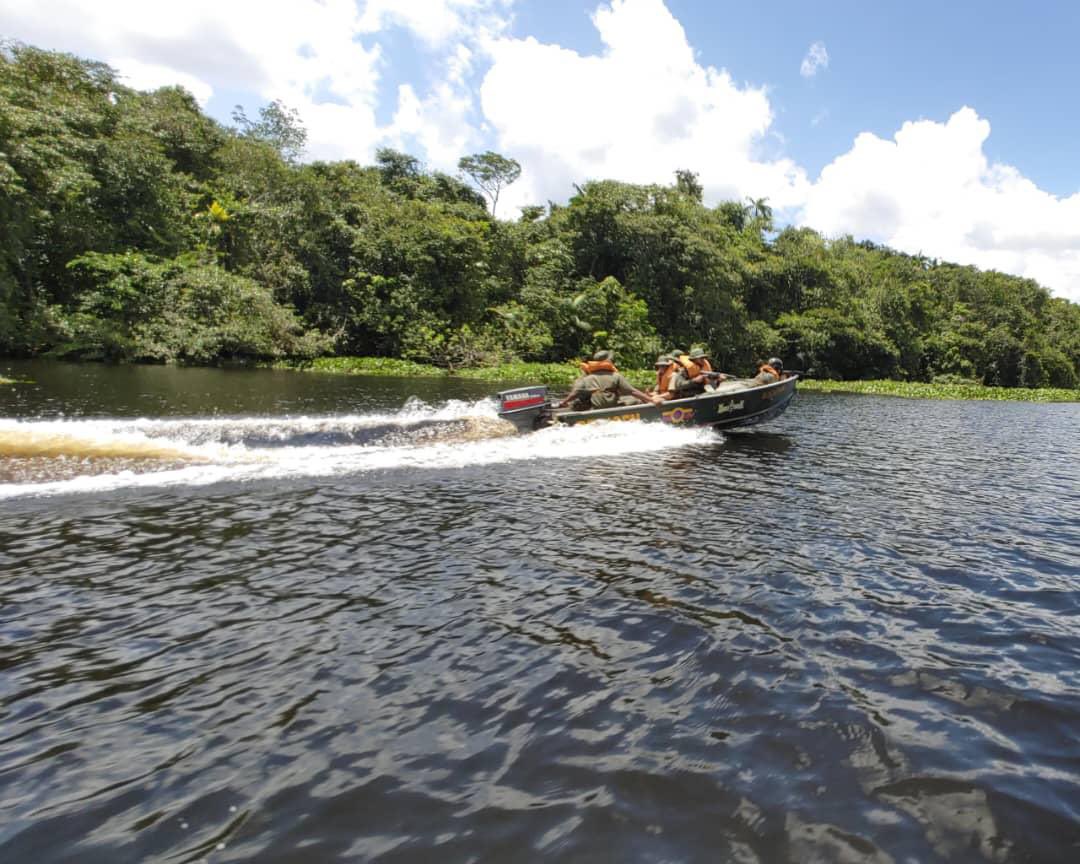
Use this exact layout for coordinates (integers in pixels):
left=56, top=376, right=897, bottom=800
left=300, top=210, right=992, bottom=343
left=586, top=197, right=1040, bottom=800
left=1, top=362, right=1078, bottom=863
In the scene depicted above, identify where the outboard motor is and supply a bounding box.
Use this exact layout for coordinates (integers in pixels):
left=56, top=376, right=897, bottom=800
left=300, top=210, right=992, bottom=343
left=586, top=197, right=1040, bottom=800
left=497, top=386, right=551, bottom=433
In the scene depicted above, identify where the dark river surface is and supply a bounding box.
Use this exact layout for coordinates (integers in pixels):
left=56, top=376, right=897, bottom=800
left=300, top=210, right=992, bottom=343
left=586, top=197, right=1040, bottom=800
left=1, top=360, right=1078, bottom=863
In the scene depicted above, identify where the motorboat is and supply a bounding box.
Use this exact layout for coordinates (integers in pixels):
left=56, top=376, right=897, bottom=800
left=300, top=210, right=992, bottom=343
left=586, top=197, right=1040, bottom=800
left=496, top=374, right=798, bottom=433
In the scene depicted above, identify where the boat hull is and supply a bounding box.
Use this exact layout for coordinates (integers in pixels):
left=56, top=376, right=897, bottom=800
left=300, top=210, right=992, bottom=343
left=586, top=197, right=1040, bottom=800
left=497, top=376, right=798, bottom=433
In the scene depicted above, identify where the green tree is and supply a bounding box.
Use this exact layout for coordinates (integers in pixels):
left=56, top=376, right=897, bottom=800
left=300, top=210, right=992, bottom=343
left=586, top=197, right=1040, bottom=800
left=458, top=150, right=521, bottom=216
left=674, top=169, right=703, bottom=202
left=57, top=252, right=328, bottom=362
left=232, top=100, right=307, bottom=164
left=776, top=307, right=899, bottom=379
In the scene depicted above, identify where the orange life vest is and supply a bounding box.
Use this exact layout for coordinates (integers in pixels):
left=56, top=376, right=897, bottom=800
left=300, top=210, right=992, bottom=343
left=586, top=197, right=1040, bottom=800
left=579, top=359, right=618, bottom=375
left=674, top=354, right=702, bottom=379
left=655, top=364, right=676, bottom=393
left=758, top=364, right=781, bottom=380
left=698, top=359, right=713, bottom=373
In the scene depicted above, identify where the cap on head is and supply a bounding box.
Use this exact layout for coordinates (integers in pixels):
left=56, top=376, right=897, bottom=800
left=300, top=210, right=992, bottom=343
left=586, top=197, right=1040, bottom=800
left=689, top=347, right=709, bottom=360
left=654, top=354, right=673, bottom=367
left=670, top=348, right=686, bottom=358
left=592, top=350, right=614, bottom=362
left=767, top=357, right=783, bottom=371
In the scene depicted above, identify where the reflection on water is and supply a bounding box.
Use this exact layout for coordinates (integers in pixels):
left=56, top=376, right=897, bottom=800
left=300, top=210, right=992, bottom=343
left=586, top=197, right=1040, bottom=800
left=1, top=363, right=1079, bottom=862
left=721, top=430, right=796, bottom=456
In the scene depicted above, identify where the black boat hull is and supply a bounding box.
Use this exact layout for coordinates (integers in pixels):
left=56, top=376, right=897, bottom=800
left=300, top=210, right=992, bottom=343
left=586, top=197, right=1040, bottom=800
left=497, top=375, right=798, bottom=433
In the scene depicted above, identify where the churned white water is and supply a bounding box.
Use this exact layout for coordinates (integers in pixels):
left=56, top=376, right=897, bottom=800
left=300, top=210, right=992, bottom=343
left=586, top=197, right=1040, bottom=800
left=0, top=398, right=714, bottom=498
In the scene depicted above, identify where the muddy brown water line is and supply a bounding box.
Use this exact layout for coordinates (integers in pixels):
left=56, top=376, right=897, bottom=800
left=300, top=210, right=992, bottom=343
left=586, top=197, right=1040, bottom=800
left=1, top=360, right=1078, bottom=863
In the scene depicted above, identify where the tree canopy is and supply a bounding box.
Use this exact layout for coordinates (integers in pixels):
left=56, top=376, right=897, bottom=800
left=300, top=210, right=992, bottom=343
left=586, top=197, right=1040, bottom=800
left=1, top=42, right=1078, bottom=387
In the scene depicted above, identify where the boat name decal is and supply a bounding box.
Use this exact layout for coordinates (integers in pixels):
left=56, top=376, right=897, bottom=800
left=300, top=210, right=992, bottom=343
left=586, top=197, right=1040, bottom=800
left=714, top=400, right=745, bottom=415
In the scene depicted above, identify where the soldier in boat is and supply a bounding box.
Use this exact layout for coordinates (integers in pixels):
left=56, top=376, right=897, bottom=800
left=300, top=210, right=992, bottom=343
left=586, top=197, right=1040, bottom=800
left=688, top=347, right=731, bottom=391
left=655, top=348, right=693, bottom=401
left=649, top=354, right=677, bottom=396
left=750, top=357, right=784, bottom=386
left=555, top=350, right=662, bottom=411
left=663, top=364, right=701, bottom=400
left=661, top=346, right=725, bottom=399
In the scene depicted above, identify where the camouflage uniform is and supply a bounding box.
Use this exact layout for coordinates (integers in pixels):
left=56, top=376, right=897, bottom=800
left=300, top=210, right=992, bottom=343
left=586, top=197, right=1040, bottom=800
left=567, top=371, right=640, bottom=410
left=665, top=368, right=701, bottom=399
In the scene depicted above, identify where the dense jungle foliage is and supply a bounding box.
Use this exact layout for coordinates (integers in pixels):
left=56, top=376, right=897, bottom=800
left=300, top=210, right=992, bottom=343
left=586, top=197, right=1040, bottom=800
left=2, top=43, right=1078, bottom=387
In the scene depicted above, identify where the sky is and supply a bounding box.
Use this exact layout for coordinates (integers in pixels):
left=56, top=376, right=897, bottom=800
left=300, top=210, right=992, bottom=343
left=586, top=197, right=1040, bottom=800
left=3, top=0, right=1080, bottom=302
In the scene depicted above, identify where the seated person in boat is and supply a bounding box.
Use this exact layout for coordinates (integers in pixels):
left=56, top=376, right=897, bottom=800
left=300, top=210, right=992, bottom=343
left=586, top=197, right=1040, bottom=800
left=660, top=347, right=726, bottom=400
left=688, top=347, right=730, bottom=391
left=656, top=348, right=695, bottom=400
left=556, top=350, right=661, bottom=410
left=649, top=354, right=677, bottom=395
left=750, top=357, right=784, bottom=386
left=661, top=364, right=700, bottom=400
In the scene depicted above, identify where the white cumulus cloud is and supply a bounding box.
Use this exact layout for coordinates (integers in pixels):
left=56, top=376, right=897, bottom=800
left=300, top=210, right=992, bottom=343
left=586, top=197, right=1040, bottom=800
left=800, top=41, right=828, bottom=78
left=0, top=0, right=384, bottom=160
left=0, top=0, right=513, bottom=166
left=358, top=0, right=510, bottom=48
left=478, top=0, right=809, bottom=213
left=801, top=107, right=1080, bottom=301
left=387, top=81, right=480, bottom=168
left=109, top=57, right=213, bottom=106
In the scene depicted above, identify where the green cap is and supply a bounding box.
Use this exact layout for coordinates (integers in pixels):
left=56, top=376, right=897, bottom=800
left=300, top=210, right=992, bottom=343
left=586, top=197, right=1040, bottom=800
left=654, top=354, right=673, bottom=367
left=592, top=350, right=613, bottom=361
left=689, top=347, right=709, bottom=360
left=669, top=348, right=686, bottom=358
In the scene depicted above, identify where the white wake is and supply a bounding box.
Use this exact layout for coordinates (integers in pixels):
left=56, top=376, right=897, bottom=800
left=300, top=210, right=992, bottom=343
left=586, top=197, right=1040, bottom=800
left=0, top=398, right=714, bottom=498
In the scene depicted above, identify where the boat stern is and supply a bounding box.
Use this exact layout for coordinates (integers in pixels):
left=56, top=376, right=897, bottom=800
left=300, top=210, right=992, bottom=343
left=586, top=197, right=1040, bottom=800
left=496, top=386, right=551, bottom=433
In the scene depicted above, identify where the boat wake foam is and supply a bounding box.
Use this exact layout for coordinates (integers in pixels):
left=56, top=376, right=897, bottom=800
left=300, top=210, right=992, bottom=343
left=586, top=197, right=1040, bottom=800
left=0, top=398, right=714, bottom=497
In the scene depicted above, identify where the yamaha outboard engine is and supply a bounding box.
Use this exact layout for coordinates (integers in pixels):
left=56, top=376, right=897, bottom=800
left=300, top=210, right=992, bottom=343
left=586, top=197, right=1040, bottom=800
left=496, top=386, right=551, bottom=433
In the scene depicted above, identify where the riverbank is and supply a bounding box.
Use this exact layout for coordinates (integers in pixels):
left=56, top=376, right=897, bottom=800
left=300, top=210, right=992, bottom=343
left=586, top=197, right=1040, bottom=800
left=797, top=378, right=1080, bottom=402
left=287, top=358, right=1080, bottom=403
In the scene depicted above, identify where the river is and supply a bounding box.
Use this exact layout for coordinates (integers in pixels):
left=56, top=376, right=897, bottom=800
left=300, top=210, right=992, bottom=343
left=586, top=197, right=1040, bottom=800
left=1, top=360, right=1078, bottom=863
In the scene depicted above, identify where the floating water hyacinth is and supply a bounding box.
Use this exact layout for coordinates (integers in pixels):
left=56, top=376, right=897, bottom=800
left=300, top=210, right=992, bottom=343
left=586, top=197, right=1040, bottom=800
left=799, top=379, right=1080, bottom=402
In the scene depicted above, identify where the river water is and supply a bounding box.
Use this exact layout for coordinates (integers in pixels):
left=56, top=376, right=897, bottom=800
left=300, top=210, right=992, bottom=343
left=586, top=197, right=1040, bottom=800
left=1, top=360, right=1078, bottom=863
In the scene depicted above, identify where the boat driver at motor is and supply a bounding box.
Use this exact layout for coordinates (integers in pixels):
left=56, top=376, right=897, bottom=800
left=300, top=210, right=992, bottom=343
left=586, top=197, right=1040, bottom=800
left=555, top=350, right=662, bottom=411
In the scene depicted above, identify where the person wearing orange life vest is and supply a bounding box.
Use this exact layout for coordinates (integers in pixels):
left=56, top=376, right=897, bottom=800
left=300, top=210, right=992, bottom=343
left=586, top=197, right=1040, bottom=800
left=654, top=348, right=691, bottom=400
left=688, top=347, right=713, bottom=375
left=649, top=354, right=677, bottom=395
left=556, top=350, right=661, bottom=410
left=688, top=346, right=730, bottom=392
left=750, top=357, right=784, bottom=386
left=663, top=346, right=727, bottom=399
left=671, top=348, right=706, bottom=380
